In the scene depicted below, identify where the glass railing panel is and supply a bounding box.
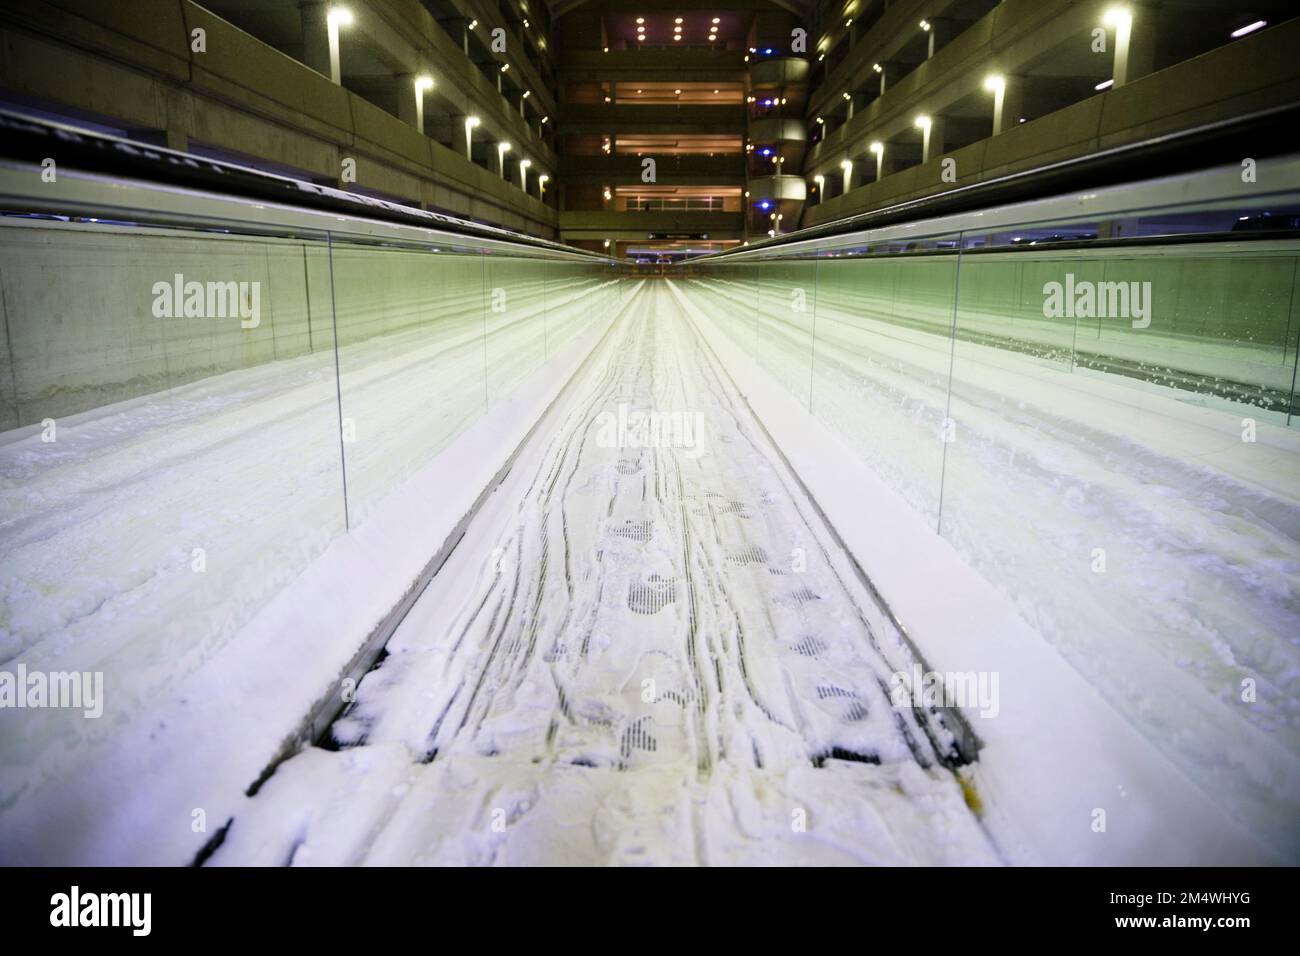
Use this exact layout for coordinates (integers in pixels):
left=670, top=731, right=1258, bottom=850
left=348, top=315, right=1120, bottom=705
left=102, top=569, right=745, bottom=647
left=939, top=237, right=1300, bottom=849
left=752, top=260, right=817, bottom=409
left=0, top=219, right=345, bottom=791
left=483, top=254, right=549, bottom=407
left=808, top=252, right=960, bottom=524
left=329, top=241, right=487, bottom=527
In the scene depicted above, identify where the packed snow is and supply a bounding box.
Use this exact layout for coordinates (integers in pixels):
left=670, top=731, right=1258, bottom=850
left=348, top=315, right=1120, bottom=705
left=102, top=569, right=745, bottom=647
left=681, top=273, right=1300, bottom=859
left=2, top=265, right=1296, bottom=865
left=211, top=283, right=998, bottom=865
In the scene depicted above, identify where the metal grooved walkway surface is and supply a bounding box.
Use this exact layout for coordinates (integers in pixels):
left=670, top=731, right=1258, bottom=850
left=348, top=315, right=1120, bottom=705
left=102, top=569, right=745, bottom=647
left=211, top=283, right=999, bottom=866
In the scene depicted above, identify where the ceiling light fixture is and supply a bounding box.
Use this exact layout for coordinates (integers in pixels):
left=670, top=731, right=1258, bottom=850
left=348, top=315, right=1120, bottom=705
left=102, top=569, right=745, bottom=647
left=1103, top=7, right=1132, bottom=28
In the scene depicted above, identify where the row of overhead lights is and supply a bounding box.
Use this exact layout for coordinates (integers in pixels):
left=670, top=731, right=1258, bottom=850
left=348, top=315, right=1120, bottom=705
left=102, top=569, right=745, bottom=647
left=330, top=10, right=547, bottom=137
left=326, top=9, right=552, bottom=205
left=812, top=88, right=997, bottom=187
left=633, top=16, right=721, bottom=43
left=813, top=5, right=1273, bottom=211
left=463, top=116, right=548, bottom=195
left=819, top=6, right=1264, bottom=81
left=816, top=7, right=1146, bottom=136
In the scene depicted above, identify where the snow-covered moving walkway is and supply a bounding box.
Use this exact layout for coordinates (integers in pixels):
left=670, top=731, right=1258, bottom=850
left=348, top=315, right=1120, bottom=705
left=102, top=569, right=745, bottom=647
left=210, top=283, right=998, bottom=866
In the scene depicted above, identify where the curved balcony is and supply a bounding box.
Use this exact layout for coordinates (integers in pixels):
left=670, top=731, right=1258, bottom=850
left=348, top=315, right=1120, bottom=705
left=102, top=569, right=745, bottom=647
left=749, top=57, right=811, bottom=89
left=748, top=117, right=807, bottom=145
left=747, top=174, right=806, bottom=203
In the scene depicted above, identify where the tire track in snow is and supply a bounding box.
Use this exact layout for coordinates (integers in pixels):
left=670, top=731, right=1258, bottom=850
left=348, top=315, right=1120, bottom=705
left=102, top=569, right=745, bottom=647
left=214, top=282, right=999, bottom=866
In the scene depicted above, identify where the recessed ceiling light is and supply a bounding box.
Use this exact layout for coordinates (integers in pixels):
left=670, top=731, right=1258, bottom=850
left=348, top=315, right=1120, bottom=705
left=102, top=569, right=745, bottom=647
left=712, top=17, right=720, bottom=24
left=636, top=17, right=644, bottom=24
left=673, top=35, right=681, bottom=40
left=675, top=17, right=683, bottom=24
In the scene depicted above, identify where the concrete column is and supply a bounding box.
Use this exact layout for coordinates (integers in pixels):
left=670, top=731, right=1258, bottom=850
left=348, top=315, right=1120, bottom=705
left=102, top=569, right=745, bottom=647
left=1110, top=5, right=1155, bottom=88
left=1125, top=5, right=1157, bottom=85
left=920, top=116, right=945, bottom=164
left=299, top=2, right=330, bottom=79
left=991, top=75, right=1025, bottom=135
left=926, top=18, right=960, bottom=59
left=878, top=62, right=900, bottom=96
left=454, top=115, right=474, bottom=161
left=869, top=143, right=891, bottom=181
